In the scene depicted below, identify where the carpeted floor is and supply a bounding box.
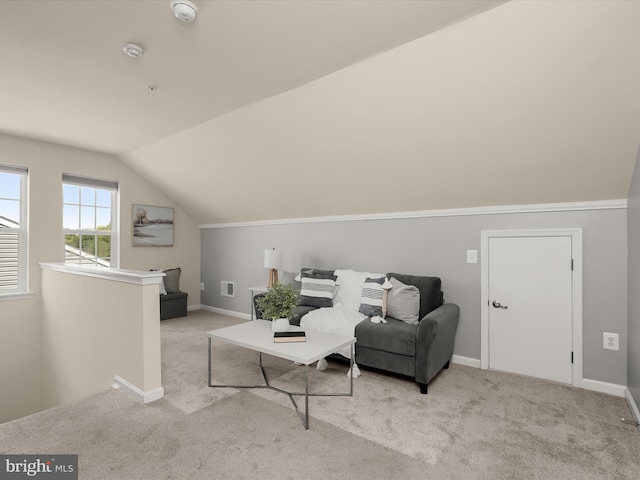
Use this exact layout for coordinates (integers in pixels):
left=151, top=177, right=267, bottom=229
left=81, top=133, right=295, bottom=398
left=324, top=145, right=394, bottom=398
left=1, top=310, right=639, bottom=479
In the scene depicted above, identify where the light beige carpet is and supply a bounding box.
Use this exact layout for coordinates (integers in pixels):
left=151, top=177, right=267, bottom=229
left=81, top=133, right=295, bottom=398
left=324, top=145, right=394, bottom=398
left=1, top=310, right=638, bottom=479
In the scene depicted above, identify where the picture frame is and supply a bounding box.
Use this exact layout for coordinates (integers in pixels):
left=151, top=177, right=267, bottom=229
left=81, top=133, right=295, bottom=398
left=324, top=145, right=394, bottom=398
left=132, top=204, right=174, bottom=247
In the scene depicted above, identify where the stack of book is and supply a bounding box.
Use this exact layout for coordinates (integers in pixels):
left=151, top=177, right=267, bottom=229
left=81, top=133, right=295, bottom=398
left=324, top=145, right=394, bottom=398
left=273, top=331, right=306, bottom=343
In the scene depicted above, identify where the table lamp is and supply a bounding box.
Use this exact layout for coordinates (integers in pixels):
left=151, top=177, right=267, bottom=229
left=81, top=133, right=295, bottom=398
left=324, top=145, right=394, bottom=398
left=264, top=248, right=282, bottom=288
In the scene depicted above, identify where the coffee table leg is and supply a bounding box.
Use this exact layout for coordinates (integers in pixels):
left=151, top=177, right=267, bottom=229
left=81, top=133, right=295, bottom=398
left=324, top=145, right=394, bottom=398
left=350, top=343, right=354, bottom=396
left=207, top=338, right=355, bottom=430
left=208, top=337, right=212, bottom=386
left=305, top=364, right=309, bottom=430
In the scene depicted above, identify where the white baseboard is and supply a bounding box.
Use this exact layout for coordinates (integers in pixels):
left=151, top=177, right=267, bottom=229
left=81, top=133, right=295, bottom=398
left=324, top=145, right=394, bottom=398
left=448, top=359, right=627, bottom=398
left=624, top=388, right=640, bottom=430
left=581, top=378, right=626, bottom=397
left=112, top=375, right=164, bottom=404
left=187, top=304, right=201, bottom=311
left=200, top=305, right=251, bottom=321
left=451, top=355, right=481, bottom=368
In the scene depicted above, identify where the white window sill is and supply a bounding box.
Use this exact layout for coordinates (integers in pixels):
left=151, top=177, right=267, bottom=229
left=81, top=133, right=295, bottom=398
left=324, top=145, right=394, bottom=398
left=0, top=292, right=34, bottom=302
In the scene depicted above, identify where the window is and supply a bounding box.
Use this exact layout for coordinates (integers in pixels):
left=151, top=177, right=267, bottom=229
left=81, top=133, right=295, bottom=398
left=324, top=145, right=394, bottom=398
left=0, top=164, right=28, bottom=294
left=63, top=174, right=118, bottom=267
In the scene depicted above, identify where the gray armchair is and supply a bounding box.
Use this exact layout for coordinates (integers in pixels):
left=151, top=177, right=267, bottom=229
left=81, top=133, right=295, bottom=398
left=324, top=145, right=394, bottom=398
left=355, top=273, right=459, bottom=394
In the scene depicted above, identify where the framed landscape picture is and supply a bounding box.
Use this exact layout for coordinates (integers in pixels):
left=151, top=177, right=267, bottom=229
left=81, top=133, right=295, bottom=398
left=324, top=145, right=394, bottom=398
left=132, top=204, right=174, bottom=247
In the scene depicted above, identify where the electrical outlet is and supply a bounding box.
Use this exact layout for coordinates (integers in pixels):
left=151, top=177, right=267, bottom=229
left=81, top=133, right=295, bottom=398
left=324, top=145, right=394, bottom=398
left=200, top=282, right=204, bottom=291
left=603, top=332, right=619, bottom=351
left=467, top=250, right=478, bottom=264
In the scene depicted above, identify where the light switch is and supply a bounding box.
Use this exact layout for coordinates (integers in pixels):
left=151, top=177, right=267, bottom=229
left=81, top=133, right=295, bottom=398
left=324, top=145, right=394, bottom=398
left=467, top=250, right=478, bottom=264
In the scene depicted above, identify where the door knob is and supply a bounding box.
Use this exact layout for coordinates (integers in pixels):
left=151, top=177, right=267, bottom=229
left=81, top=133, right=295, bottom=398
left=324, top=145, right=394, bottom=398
left=492, top=300, right=508, bottom=309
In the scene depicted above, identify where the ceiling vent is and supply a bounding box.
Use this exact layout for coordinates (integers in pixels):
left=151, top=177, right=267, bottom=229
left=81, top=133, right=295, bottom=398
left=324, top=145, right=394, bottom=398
left=170, top=1, right=199, bottom=23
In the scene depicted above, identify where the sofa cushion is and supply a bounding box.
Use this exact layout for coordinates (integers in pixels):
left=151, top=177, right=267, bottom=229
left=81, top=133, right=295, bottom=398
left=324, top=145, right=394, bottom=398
left=387, top=277, right=420, bottom=324
left=386, top=273, right=442, bottom=319
left=355, top=317, right=417, bottom=356
left=299, top=270, right=337, bottom=307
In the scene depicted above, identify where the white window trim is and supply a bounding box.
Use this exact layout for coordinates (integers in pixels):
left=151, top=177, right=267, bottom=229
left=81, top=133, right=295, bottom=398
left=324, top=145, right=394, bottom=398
left=0, top=291, right=33, bottom=302
left=62, top=174, right=119, bottom=268
left=0, top=164, right=30, bottom=299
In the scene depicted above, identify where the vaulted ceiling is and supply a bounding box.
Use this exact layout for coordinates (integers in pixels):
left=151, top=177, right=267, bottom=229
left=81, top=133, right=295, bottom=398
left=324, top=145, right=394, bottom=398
left=2, top=1, right=639, bottom=224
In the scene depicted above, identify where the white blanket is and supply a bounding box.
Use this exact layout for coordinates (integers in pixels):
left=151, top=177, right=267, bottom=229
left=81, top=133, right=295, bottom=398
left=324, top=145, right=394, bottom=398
left=300, top=306, right=366, bottom=359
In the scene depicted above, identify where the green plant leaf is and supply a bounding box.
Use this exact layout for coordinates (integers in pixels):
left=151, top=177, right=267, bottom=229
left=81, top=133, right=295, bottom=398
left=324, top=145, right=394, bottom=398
left=255, top=282, right=299, bottom=320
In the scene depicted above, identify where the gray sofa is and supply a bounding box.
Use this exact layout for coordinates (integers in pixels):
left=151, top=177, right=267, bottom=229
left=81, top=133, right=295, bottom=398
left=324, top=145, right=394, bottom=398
left=254, top=270, right=459, bottom=394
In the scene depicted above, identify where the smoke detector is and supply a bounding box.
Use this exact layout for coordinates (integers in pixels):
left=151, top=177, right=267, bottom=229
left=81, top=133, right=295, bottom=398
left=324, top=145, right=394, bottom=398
left=123, top=43, right=144, bottom=59
left=170, top=0, right=199, bottom=22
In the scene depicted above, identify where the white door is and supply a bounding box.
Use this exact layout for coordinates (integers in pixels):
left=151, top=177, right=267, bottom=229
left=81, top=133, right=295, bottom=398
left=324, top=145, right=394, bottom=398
left=488, top=236, right=573, bottom=384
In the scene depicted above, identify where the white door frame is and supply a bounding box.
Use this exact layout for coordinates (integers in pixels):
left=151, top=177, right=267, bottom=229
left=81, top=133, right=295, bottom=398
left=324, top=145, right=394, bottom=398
left=480, top=228, right=583, bottom=388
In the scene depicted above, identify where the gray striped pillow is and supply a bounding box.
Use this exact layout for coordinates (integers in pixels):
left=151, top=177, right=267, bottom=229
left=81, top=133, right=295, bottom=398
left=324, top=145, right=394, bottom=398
left=299, top=271, right=337, bottom=307
left=359, top=277, right=387, bottom=317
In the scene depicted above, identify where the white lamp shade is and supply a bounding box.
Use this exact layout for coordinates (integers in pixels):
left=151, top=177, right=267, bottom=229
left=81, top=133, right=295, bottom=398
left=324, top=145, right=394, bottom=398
left=264, top=249, right=282, bottom=269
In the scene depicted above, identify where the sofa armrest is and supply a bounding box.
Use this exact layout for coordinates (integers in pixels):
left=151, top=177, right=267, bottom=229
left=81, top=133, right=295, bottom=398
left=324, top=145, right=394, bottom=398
left=415, top=303, right=460, bottom=385
left=253, top=293, right=267, bottom=320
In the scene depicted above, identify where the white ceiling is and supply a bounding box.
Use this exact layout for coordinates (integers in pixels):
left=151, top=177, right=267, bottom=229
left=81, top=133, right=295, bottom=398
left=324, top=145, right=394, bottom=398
left=0, top=0, right=504, bottom=155
left=2, top=1, right=640, bottom=225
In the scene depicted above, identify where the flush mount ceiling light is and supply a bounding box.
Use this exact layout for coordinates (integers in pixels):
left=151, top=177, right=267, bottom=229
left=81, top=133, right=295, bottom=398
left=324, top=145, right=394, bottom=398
left=123, top=43, right=144, bottom=58
left=170, top=0, right=199, bottom=22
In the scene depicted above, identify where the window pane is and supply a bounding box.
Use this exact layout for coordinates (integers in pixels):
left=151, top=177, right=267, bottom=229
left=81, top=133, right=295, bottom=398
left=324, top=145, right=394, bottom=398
left=63, top=205, right=79, bottom=229
left=96, top=189, right=111, bottom=208
left=64, top=234, right=81, bottom=264
left=63, top=176, right=118, bottom=268
left=97, top=235, right=111, bottom=266
left=81, top=206, right=95, bottom=229
left=0, top=173, right=20, bottom=200
left=0, top=167, right=25, bottom=292
left=0, top=199, right=20, bottom=225
left=80, top=235, right=97, bottom=265
left=96, top=207, right=111, bottom=230
left=80, top=187, right=95, bottom=206
left=63, top=184, right=79, bottom=204
left=80, top=234, right=96, bottom=255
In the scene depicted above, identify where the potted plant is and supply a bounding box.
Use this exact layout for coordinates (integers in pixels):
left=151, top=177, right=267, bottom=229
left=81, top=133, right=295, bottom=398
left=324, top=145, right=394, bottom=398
left=256, top=282, right=299, bottom=332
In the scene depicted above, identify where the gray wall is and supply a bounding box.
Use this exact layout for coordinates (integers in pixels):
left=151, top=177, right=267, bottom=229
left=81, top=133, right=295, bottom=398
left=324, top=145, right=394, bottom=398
left=201, top=207, right=628, bottom=385
left=628, top=148, right=640, bottom=408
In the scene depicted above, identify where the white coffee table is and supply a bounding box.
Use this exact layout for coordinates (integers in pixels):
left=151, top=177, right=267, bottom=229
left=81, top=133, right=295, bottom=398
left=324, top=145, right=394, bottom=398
left=207, top=320, right=356, bottom=430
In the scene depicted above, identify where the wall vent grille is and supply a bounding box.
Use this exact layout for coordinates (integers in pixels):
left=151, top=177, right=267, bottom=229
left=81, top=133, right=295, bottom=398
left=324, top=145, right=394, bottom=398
left=221, top=281, right=234, bottom=297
